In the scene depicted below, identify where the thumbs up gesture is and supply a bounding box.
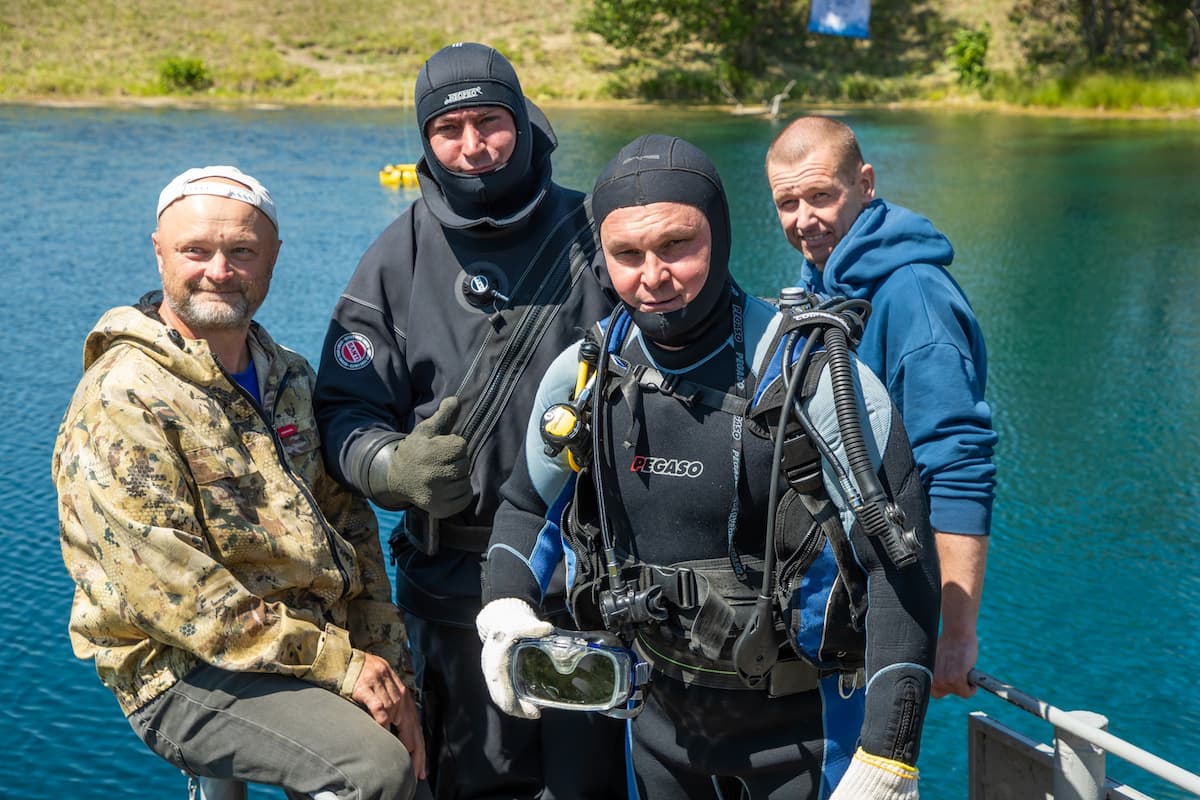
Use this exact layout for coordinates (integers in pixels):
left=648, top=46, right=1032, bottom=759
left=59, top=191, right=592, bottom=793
left=366, top=396, right=472, bottom=517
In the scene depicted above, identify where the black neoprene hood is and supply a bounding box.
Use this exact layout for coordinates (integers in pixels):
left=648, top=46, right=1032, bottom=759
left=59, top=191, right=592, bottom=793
left=592, top=134, right=733, bottom=347
left=413, top=42, right=543, bottom=227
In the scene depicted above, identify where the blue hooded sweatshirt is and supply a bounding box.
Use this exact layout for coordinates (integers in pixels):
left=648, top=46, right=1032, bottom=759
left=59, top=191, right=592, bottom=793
left=799, top=198, right=997, bottom=536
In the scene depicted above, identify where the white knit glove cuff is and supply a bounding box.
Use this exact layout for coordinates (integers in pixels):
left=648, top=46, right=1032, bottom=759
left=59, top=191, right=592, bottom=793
left=476, top=598, right=554, bottom=719
left=829, top=748, right=919, bottom=800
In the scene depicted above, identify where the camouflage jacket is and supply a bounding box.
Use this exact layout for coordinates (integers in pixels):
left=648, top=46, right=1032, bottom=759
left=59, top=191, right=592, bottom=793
left=53, top=299, right=411, bottom=716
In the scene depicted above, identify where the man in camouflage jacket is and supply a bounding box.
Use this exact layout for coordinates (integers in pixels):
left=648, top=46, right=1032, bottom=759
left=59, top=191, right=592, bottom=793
left=53, top=166, right=424, bottom=799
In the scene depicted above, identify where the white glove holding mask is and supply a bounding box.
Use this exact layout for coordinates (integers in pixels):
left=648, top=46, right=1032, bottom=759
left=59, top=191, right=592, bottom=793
left=476, top=598, right=554, bottom=719
left=829, top=748, right=919, bottom=800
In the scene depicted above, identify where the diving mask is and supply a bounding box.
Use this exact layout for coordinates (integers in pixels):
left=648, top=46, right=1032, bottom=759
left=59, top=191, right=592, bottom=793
left=510, top=630, right=650, bottom=718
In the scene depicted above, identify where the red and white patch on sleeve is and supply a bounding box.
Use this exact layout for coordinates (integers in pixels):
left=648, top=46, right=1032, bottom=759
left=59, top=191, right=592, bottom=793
left=333, top=332, right=374, bottom=371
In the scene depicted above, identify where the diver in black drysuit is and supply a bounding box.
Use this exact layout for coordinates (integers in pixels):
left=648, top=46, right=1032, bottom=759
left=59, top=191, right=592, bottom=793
left=314, top=43, right=621, bottom=800
left=478, top=135, right=941, bottom=799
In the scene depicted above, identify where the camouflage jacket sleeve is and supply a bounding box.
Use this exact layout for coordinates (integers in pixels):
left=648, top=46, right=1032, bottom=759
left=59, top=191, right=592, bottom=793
left=58, top=378, right=367, bottom=699
left=303, top=388, right=413, bottom=684
left=334, top=507, right=414, bottom=685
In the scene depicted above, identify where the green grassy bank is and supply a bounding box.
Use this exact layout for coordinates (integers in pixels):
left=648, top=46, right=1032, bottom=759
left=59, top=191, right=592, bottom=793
left=1, top=0, right=609, bottom=105
left=3, top=0, right=1198, bottom=117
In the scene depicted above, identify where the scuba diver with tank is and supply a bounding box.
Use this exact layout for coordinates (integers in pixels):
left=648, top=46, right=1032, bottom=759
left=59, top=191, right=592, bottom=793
left=478, top=134, right=941, bottom=799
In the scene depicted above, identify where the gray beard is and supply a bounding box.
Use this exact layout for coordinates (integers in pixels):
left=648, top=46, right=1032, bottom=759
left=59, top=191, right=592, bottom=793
left=166, top=291, right=252, bottom=330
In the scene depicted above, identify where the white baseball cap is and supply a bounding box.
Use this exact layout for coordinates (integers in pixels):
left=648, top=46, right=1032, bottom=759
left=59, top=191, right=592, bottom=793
left=156, top=165, right=278, bottom=229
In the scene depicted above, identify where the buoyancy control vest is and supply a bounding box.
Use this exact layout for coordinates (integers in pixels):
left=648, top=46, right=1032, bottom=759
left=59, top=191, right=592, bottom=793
left=549, top=289, right=930, bottom=696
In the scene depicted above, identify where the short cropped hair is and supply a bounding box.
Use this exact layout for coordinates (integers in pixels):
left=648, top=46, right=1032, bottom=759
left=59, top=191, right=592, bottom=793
left=766, top=116, right=865, bottom=184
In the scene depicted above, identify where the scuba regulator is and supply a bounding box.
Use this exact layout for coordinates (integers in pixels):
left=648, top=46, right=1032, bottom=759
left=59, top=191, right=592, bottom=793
left=732, top=288, right=921, bottom=690
left=773, top=287, right=921, bottom=567
left=524, top=322, right=659, bottom=717
left=539, top=335, right=601, bottom=472
left=538, top=319, right=671, bottom=636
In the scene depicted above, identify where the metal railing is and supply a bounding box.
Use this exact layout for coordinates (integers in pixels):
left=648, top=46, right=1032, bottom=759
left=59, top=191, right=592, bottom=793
left=969, top=669, right=1200, bottom=799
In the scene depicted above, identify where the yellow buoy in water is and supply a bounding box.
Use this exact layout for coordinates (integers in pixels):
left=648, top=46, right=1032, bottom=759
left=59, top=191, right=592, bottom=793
left=379, top=163, right=419, bottom=189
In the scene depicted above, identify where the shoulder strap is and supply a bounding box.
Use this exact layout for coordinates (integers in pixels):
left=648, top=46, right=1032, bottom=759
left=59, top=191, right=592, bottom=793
left=794, top=491, right=868, bottom=630
left=749, top=306, right=852, bottom=411
left=594, top=308, right=749, bottom=417
left=594, top=307, right=632, bottom=355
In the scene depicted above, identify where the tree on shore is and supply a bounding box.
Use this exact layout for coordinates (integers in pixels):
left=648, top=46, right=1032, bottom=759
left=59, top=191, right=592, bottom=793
left=582, top=0, right=1198, bottom=103
left=579, top=0, right=806, bottom=96
left=1010, top=0, right=1200, bottom=70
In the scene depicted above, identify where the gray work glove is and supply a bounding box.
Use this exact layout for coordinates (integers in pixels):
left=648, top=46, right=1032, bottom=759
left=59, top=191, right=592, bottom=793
left=366, top=396, right=472, bottom=517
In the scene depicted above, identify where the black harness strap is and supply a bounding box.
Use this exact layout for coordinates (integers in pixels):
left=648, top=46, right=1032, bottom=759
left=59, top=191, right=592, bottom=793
left=797, top=492, right=868, bottom=631
left=687, top=572, right=740, bottom=661
left=609, top=362, right=750, bottom=417
left=622, top=557, right=754, bottom=663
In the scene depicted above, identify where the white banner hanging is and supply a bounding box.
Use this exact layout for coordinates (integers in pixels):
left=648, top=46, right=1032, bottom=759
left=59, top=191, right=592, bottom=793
left=809, top=0, right=871, bottom=39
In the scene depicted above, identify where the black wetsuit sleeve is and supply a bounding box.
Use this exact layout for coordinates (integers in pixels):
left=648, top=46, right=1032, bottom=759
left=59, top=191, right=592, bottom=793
left=851, top=403, right=941, bottom=766
left=315, top=213, right=417, bottom=495
left=802, top=353, right=940, bottom=766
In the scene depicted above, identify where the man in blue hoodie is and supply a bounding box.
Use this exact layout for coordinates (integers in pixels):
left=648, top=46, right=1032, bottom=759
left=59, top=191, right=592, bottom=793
left=765, top=115, right=997, bottom=700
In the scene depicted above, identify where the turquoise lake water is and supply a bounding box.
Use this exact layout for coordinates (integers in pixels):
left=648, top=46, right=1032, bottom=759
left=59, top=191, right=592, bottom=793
left=1, top=103, right=1197, bottom=799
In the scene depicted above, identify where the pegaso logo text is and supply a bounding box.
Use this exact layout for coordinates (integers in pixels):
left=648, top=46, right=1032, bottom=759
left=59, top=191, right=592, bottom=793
left=444, top=87, right=484, bottom=105
left=629, top=455, right=704, bottom=478
left=333, top=332, right=374, bottom=371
